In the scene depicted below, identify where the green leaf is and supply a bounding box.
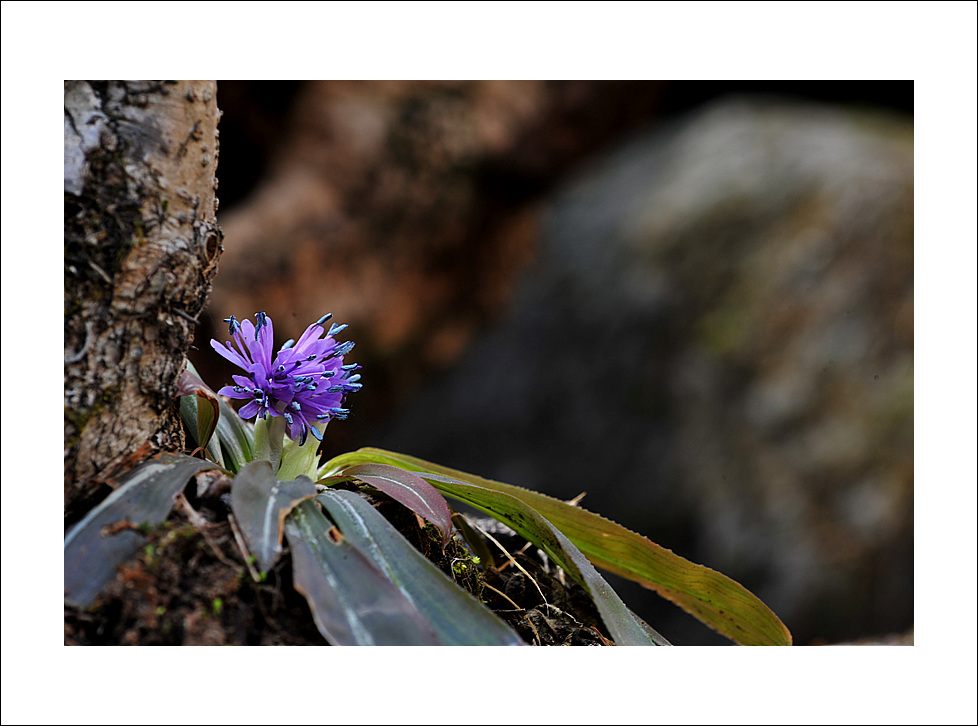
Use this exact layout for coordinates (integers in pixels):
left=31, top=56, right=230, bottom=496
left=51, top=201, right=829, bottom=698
left=316, top=489, right=525, bottom=646
left=177, top=372, right=224, bottom=466
left=627, top=607, right=673, bottom=646
left=215, top=395, right=254, bottom=473
left=284, top=500, right=441, bottom=645
left=277, top=421, right=327, bottom=482
left=179, top=394, right=224, bottom=466
left=408, top=472, right=656, bottom=645
left=175, top=368, right=220, bottom=457
left=339, top=463, right=454, bottom=545
left=323, top=448, right=792, bottom=646
left=64, top=453, right=221, bottom=609
left=228, top=461, right=318, bottom=573
left=195, top=391, right=220, bottom=455
left=181, top=359, right=253, bottom=472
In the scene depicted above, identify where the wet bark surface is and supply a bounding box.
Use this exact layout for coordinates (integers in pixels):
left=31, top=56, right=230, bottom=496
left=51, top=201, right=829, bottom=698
left=64, top=81, right=223, bottom=522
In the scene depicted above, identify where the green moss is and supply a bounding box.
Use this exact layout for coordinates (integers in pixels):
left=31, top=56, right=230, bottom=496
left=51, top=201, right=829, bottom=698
left=64, top=383, right=123, bottom=449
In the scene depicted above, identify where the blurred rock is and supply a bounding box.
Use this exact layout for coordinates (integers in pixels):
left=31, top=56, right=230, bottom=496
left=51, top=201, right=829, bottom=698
left=201, top=81, right=668, bottom=454
left=823, top=627, right=913, bottom=646
left=374, top=96, right=914, bottom=645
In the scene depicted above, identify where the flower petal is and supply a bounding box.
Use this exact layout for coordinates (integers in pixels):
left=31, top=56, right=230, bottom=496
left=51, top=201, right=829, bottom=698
left=239, top=400, right=261, bottom=419
left=217, top=385, right=251, bottom=399
left=210, top=339, right=250, bottom=370
left=210, top=312, right=359, bottom=440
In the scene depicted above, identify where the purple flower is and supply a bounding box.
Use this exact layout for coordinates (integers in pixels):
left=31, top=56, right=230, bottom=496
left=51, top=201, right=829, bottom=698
left=210, top=312, right=361, bottom=445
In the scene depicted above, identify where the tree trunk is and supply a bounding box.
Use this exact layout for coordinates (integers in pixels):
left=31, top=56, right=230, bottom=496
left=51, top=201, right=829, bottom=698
left=64, top=80, right=223, bottom=521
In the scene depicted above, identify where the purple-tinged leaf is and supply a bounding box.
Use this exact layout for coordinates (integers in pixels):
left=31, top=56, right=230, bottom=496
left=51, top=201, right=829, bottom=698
left=340, top=463, right=453, bottom=545
left=64, top=453, right=221, bottom=608
left=176, top=368, right=221, bottom=458
left=284, top=500, right=441, bottom=645
left=229, top=460, right=318, bottom=573
left=317, top=489, right=524, bottom=645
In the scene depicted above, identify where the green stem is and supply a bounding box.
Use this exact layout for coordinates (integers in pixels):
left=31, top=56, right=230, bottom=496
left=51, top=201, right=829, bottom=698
left=253, top=416, right=286, bottom=472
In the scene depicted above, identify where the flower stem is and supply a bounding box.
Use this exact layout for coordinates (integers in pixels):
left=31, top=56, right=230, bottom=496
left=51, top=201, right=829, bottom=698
left=254, top=416, right=286, bottom=473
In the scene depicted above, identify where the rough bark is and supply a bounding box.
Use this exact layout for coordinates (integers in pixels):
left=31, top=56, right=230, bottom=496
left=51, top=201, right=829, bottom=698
left=64, top=80, right=223, bottom=521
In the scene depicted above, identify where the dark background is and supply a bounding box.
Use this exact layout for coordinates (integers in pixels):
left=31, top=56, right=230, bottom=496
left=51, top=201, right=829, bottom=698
left=196, top=81, right=914, bottom=645
left=216, top=81, right=912, bottom=210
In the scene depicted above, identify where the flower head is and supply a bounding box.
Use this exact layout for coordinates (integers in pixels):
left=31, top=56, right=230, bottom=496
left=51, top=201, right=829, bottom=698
left=210, top=312, right=361, bottom=445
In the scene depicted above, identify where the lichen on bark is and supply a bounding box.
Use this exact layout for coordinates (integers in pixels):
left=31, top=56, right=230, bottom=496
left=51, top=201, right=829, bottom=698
left=64, top=80, right=224, bottom=521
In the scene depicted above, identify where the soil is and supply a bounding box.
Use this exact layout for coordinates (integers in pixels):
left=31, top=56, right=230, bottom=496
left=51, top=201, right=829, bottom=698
left=64, top=480, right=614, bottom=646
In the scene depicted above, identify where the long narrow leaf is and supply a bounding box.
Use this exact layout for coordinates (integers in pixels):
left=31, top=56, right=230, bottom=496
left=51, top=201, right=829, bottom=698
left=409, top=473, right=656, bottom=645
left=323, top=447, right=792, bottom=646
left=317, top=489, right=525, bottom=645
left=339, top=463, right=453, bottom=545
left=215, top=396, right=254, bottom=473
left=284, top=500, right=441, bottom=645
left=64, top=454, right=221, bottom=608
left=229, top=461, right=318, bottom=573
